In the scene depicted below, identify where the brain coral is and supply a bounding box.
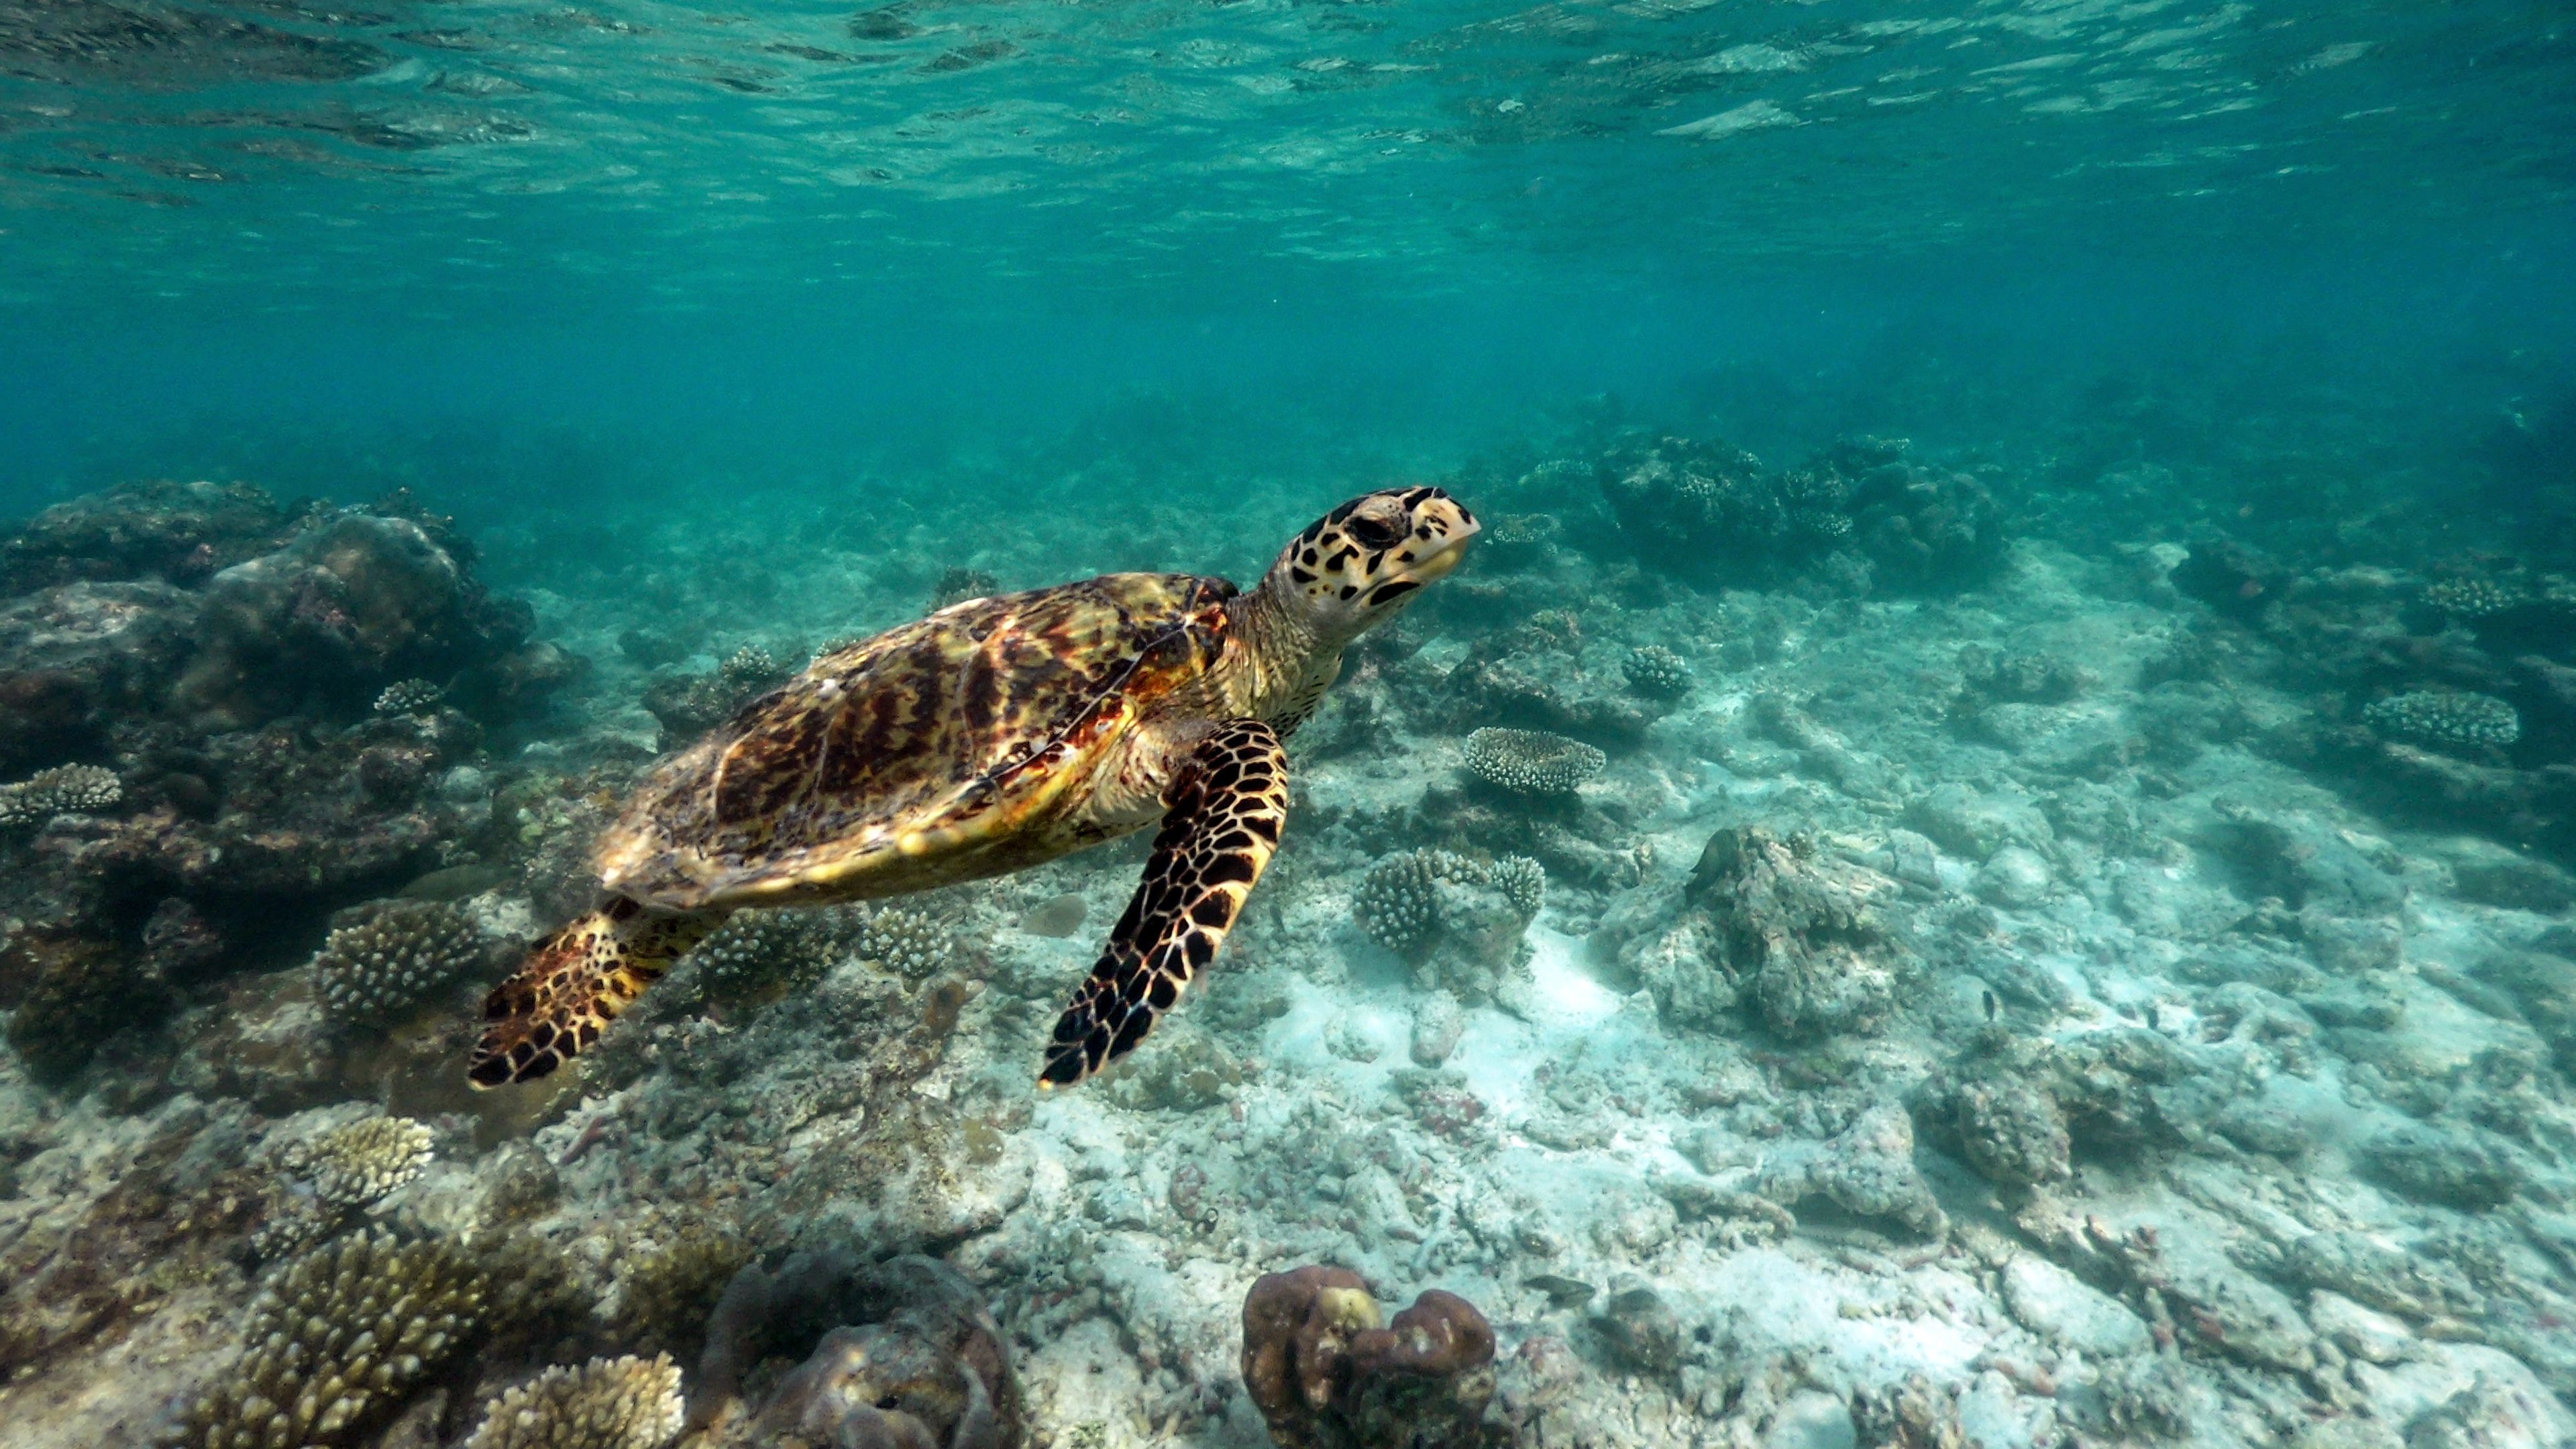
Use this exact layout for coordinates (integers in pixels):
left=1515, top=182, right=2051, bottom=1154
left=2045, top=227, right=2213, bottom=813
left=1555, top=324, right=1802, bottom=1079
left=174, top=1229, right=487, bottom=1449
left=311, top=900, right=486, bottom=1028
left=1462, top=727, right=1605, bottom=796
left=464, top=1354, right=684, bottom=1449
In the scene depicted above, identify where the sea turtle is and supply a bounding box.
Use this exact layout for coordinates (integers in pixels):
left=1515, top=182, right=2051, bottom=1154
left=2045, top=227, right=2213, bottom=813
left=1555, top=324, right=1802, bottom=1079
left=468, top=487, right=1479, bottom=1090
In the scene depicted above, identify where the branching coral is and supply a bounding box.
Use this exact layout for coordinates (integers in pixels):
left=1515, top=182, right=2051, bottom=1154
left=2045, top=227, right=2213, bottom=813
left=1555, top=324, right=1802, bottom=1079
left=372, top=678, right=445, bottom=715
left=1462, top=727, right=1604, bottom=796
left=2422, top=576, right=2523, bottom=619
left=1599, top=435, right=1852, bottom=580
left=686, top=908, right=840, bottom=1000
left=2361, top=690, right=2521, bottom=749
left=1621, top=645, right=1691, bottom=699
left=852, top=904, right=955, bottom=980
left=172, top=1230, right=488, bottom=1449
left=1354, top=850, right=1542, bottom=958
left=1240, top=1266, right=1497, bottom=1449
left=284, top=1115, right=435, bottom=1212
left=464, top=1354, right=684, bottom=1449
left=311, top=900, right=486, bottom=1028
left=0, top=762, right=121, bottom=828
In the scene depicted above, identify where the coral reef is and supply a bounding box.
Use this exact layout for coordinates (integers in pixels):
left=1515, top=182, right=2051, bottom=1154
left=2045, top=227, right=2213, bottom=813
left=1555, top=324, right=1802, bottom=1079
left=0, top=762, right=121, bottom=828
left=465, top=1354, right=685, bottom=1449
left=1352, top=849, right=1542, bottom=1002
left=2361, top=690, right=2521, bottom=750
left=310, top=899, right=487, bottom=1029
left=1461, top=727, right=1605, bottom=796
left=1633, top=826, right=1911, bottom=1039
left=1620, top=645, right=1691, bottom=699
left=170, top=1229, right=486, bottom=1449
left=641, top=644, right=788, bottom=743
left=851, top=904, right=955, bottom=981
left=1597, top=435, right=1849, bottom=582
left=1240, top=1266, right=1497, bottom=1449
left=372, top=677, right=445, bottom=715
left=701, top=1252, right=1022, bottom=1449
left=283, top=1114, right=434, bottom=1212
left=686, top=906, right=845, bottom=1001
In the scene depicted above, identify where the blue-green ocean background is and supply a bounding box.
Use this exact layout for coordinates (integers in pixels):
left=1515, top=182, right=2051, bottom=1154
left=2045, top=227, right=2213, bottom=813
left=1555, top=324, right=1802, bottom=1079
left=3, top=0, right=2571, bottom=557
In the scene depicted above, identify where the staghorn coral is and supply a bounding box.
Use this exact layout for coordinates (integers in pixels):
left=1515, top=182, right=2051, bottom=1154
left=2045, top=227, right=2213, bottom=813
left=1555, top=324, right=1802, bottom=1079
left=2361, top=690, right=2520, bottom=749
left=0, top=761, right=121, bottom=828
left=465, top=1354, right=684, bottom=1449
left=372, top=677, right=445, bottom=714
left=1462, top=727, right=1604, bottom=796
left=311, top=900, right=486, bottom=1028
left=1240, top=1266, right=1497, bottom=1449
left=284, top=1115, right=434, bottom=1212
left=1621, top=645, right=1691, bottom=699
left=172, top=1229, right=488, bottom=1449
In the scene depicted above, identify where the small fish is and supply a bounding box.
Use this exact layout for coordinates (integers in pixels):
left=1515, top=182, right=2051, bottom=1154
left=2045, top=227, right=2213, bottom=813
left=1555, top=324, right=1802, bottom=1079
left=1983, top=988, right=1998, bottom=1023
left=1525, top=1274, right=1595, bottom=1308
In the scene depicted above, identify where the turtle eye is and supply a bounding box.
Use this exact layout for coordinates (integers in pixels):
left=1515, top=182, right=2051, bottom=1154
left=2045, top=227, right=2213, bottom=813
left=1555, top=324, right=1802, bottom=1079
left=1346, top=514, right=1402, bottom=549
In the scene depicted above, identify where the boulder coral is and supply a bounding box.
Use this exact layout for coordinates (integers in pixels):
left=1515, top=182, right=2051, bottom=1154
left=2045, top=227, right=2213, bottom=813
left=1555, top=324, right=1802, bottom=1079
left=1240, top=1265, right=1498, bottom=1449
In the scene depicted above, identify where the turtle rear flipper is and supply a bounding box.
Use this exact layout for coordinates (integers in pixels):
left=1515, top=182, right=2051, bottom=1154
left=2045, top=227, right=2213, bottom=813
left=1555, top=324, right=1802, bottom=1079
left=467, top=899, right=722, bottom=1087
left=1040, top=718, right=1287, bottom=1088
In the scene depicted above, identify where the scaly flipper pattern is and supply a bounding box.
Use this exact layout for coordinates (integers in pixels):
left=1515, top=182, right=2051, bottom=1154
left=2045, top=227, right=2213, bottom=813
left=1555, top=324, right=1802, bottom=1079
left=1040, top=718, right=1287, bottom=1087
left=467, top=898, right=724, bottom=1087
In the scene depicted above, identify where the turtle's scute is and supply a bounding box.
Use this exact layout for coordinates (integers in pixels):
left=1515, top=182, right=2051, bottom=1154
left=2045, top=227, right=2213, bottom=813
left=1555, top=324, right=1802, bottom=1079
left=598, top=573, right=1236, bottom=908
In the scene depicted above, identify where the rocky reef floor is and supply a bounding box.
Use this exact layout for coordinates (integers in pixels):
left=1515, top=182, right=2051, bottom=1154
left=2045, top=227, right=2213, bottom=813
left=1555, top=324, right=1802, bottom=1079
left=3, top=430, right=2573, bottom=1449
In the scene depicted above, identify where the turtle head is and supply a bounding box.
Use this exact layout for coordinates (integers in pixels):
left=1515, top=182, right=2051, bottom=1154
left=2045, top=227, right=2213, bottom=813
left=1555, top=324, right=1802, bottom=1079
left=1266, top=487, right=1480, bottom=641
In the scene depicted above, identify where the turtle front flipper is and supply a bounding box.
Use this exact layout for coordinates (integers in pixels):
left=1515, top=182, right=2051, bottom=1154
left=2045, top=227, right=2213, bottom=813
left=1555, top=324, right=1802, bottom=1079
left=1041, top=718, right=1287, bottom=1088
left=467, top=898, right=725, bottom=1087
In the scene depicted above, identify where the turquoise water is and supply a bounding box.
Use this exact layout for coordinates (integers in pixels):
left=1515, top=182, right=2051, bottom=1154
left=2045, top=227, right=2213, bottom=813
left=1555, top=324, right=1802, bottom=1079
left=5, top=3, right=2576, bottom=1448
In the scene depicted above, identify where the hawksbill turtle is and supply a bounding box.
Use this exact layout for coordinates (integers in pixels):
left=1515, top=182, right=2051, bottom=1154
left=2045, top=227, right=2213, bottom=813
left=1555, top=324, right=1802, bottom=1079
left=468, top=488, right=1479, bottom=1090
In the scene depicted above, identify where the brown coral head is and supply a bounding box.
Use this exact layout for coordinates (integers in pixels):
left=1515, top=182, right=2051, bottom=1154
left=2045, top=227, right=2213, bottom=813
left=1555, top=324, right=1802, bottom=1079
left=1242, top=1265, right=1377, bottom=1421
left=1347, top=1289, right=1496, bottom=1382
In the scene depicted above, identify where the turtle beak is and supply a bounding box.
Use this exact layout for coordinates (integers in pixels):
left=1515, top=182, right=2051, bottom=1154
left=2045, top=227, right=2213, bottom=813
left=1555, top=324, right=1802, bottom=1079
left=1401, top=508, right=1479, bottom=584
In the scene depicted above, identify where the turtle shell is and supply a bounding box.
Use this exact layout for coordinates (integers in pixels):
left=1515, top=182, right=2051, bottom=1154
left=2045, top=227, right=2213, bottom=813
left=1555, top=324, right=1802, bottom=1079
left=595, top=572, right=1236, bottom=908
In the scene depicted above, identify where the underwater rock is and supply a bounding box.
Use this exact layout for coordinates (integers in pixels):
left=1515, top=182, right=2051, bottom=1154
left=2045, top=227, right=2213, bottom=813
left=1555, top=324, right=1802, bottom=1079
left=1409, top=989, right=1466, bottom=1066
left=1685, top=825, right=1911, bottom=1039
left=1, top=926, right=162, bottom=1083
left=1590, top=1284, right=1681, bottom=1377
left=0, top=579, right=203, bottom=773
left=1923, top=1026, right=2210, bottom=1188
left=1596, top=433, right=1851, bottom=584
left=1831, top=438, right=2007, bottom=592
left=0, top=478, right=311, bottom=596
left=464, top=1354, right=685, bottom=1449
left=1759, top=1101, right=1947, bottom=1239
left=1904, top=782, right=2051, bottom=862
left=1849, top=1373, right=1970, bottom=1449
left=2357, top=1122, right=2526, bottom=1209
left=1240, top=1266, right=1497, bottom=1449
left=1444, top=636, right=1654, bottom=752
left=2174, top=535, right=2287, bottom=621
left=704, top=1253, right=1022, bottom=1449
left=1972, top=846, right=2053, bottom=909
left=642, top=643, right=788, bottom=745
left=183, top=510, right=539, bottom=728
